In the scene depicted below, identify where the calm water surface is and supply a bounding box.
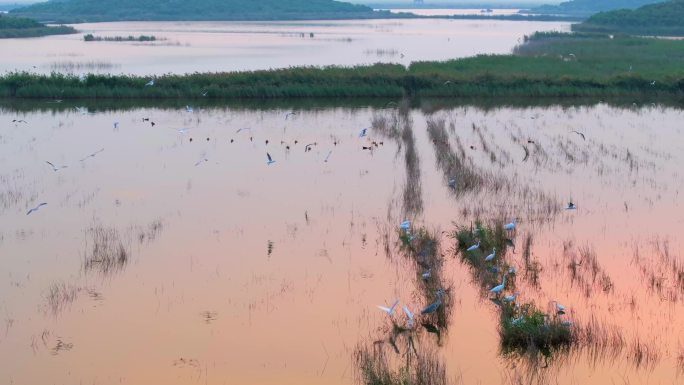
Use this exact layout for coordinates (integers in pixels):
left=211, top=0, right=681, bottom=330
left=0, top=100, right=682, bottom=384
left=0, top=18, right=568, bottom=75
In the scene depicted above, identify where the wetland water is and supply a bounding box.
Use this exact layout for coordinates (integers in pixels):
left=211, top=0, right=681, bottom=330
left=0, top=100, right=682, bottom=384
left=0, top=18, right=568, bottom=75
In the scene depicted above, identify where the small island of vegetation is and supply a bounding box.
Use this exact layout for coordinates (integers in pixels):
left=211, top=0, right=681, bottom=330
left=0, top=14, right=76, bottom=38
left=573, top=0, right=684, bottom=36
left=83, top=34, right=160, bottom=42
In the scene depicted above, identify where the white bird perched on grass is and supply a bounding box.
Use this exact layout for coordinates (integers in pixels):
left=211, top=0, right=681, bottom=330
left=377, top=299, right=399, bottom=316
left=26, top=202, right=47, bottom=215
left=503, top=219, right=517, bottom=231
left=145, top=79, right=155, bottom=86
left=285, top=112, right=297, bottom=120
left=490, top=274, right=507, bottom=294
left=185, top=105, right=194, bottom=113
left=484, top=247, right=497, bottom=262
left=266, top=153, right=275, bottom=165
left=45, top=161, right=67, bottom=171
left=402, top=305, right=415, bottom=328
left=503, top=292, right=519, bottom=302
left=466, top=241, right=480, bottom=252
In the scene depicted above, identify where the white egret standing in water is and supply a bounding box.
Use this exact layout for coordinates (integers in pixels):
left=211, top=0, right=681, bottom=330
left=402, top=305, right=415, bottom=328
left=503, top=219, right=517, bottom=231
left=266, top=153, right=275, bottom=165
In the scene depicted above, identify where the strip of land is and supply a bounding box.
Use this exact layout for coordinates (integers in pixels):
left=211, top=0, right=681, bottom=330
left=1, top=33, right=683, bottom=100
left=0, top=15, right=76, bottom=38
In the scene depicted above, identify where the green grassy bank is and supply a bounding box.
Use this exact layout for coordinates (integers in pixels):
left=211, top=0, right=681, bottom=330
left=2, top=33, right=683, bottom=100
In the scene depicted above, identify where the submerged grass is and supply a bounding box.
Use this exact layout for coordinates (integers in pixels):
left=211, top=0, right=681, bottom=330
left=355, top=341, right=450, bottom=385
left=83, top=224, right=130, bottom=277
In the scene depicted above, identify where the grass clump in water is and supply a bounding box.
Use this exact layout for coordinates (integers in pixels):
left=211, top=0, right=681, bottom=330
left=83, top=224, right=130, bottom=277
left=500, top=302, right=573, bottom=357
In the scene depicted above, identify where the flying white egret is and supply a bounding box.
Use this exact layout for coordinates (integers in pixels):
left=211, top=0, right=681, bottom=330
left=400, top=220, right=411, bottom=230
left=466, top=241, right=480, bottom=252
left=571, top=130, right=586, bottom=140
left=402, top=305, right=415, bottom=328
left=266, top=153, right=275, bottom=165
left=377, top=299, right=399, bottom=316
left=503, top=219, right=517, bottom=231
left=484, top=247, right=497, bottom=262
left=45, top=161, right=67, bottom=171
left=26, top=202, right=47, bottom=215
left=236, top=127, right=251, bottom=134
left=145, top=79, right=155, bottom=86
left=359, top=128, right=368, bottom=138
left=79, top=148, right=104, bottom=162
left=490, top=274, right=507, bottom=294
left=177, top=128, right=190, bottom=134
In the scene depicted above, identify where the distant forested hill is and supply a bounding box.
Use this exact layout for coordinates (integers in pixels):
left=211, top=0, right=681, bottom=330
left=0, top=14, right=75, bottom=37
left=528, top=0, right=660, bottom=17
left=572, top=0, right=684, bottom=35
left=11, top=0, right=390, bottom=23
